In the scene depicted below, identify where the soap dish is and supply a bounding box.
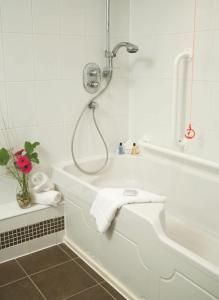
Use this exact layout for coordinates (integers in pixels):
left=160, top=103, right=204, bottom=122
left=123, top=189, right=138, bottom=196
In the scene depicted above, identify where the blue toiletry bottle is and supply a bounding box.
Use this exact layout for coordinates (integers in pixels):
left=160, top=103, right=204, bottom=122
left=118, top=142, right=125, bottom=154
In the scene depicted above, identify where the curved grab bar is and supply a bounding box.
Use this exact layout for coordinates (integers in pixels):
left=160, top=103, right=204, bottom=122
left=172, top=49, right=192, bottom=148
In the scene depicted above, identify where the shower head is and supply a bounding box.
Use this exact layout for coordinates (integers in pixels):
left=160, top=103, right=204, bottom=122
left=112, top=42, right=139, bottom=57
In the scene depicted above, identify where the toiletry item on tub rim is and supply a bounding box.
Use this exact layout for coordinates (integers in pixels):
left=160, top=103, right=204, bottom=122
left=118, top=142, right=125, bottom=154
left=131, top=142, right=140, bottom=155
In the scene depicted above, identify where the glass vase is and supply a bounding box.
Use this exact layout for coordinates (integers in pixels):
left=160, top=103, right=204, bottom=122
left=16, top=189, right=32, bottom=208
left=16, top=175, right=32, bottom=209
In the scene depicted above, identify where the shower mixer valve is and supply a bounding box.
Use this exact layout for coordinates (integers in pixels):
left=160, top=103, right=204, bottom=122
left=83, top=63, right=102, bottom=94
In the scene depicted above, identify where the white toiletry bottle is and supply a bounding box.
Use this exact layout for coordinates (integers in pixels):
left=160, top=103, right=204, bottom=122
left=118, top=142, right=125, bottom=155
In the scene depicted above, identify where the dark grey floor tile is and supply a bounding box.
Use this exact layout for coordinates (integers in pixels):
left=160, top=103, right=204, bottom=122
left=75, top=258, right=104, bottom=283
left=0, top=278, right=44, bottom=300
left=17, top=245, right=70, bottom=274
left=0, top=260, right=26, bottom=286
left=69, top=285, right=114, bottom=300
left=101, top=281, right=127, bottom=300
left=31, top=260, right=96, bottom=300
left=59, top=243, right=78, bottom=259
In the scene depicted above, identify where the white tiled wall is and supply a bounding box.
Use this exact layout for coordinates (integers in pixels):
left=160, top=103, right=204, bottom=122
left=130, top=0, right=219, bottom=162
left=3, top=0, right=219, bottom=207
left=0, top=0, right=130, bottom=204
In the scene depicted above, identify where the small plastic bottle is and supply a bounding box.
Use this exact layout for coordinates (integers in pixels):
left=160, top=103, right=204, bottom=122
left=118, top=142, right=125, bottom=155
left=131, top=142, right=140, bottom=155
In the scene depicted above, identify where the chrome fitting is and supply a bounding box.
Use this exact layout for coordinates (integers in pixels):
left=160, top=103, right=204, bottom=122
left=105, top=50, right=113, bottom=59
left=88, top=101, right=98, bottom=110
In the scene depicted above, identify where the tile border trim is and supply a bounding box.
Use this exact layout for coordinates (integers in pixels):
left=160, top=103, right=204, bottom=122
left=0, top=216, right=64, bottom=250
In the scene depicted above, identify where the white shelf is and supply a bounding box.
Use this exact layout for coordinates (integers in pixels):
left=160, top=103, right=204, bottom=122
left=0, top=201, right=58, bottom=221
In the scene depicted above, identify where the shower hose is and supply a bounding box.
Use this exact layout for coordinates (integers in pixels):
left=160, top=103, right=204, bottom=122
left=71, top=70, right=113, bottom=175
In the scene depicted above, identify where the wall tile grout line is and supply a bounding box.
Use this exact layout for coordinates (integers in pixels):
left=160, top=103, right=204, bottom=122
left=15, top=259, right=47, bottom=300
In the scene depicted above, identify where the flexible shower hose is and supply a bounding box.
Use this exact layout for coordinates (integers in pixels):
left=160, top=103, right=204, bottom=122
left=71, top=70, right=113, bottom=175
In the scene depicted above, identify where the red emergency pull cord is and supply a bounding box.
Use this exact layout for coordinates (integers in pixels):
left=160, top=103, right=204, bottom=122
left=185, top=123, right=195, bottom=139
left=185, top=0, right=197, bottom=141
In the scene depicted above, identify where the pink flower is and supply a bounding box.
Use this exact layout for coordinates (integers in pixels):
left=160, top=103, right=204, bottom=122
left=16, top=155, right=30, bottom=168
left=15, top=149, right=24, bottom=157
left=20, top=162, right=32, bottom=174
left=16, top=155, right=32, bottom=174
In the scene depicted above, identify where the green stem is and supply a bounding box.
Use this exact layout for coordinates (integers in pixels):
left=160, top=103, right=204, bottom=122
left=22, top=173, right=29, bottom=196
left=6, top=165, right=22, bottom=187
left=5, top=150, right=24, bottom=188
left=9, top=150, right=21, bottom=181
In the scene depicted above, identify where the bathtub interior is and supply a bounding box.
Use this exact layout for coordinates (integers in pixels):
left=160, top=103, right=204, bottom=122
left=61, top=152, right=219, bottom=268
left=63, top=154, right=170, bottom=193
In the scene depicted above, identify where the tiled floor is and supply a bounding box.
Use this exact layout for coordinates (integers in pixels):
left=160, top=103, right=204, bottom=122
left=0, top=244, right=126, bottom=300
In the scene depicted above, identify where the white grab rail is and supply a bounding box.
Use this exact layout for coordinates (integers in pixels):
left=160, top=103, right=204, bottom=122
left=172, top=49, right=192, bottom=148
left=139, top=139, right=219, bottom=174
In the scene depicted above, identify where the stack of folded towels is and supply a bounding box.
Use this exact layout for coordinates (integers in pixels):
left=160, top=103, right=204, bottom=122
left=31, top=172, right=62, bottom=207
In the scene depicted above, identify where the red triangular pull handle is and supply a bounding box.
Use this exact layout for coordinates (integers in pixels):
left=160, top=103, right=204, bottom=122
left=185, top=123, right=195, bottom=139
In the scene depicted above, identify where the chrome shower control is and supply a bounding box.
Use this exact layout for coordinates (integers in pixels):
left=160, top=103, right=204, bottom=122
left=102, top=67, right=112, bottom=78
left=83, top=63, right=101, bottom=94
left=88, top=70, right=98, bottom=77
left=87, top=81, right=99, bottom=88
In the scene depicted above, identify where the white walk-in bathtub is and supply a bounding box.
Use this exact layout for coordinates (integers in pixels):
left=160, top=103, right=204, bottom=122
left=52, top=149, right=219, bottom=300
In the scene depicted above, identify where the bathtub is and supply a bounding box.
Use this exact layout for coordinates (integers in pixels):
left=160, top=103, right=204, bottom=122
left=52, top=149, right=219, bottom=300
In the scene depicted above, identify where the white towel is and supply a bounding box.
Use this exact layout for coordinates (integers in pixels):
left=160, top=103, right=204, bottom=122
left=31, top=190, right=62, bottom=207
left=30, top=172, right=62, bottom=206
left=90, top=188, right=165, bottom=233
left=31, top=172, right=55, bottom=192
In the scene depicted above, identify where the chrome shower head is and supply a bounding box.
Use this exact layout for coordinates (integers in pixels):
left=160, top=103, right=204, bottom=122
left=112, top=42, right=139, bottom=57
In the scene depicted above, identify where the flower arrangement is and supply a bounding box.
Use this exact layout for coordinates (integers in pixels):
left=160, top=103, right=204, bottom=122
left=0, top=141, right=40, bottom=208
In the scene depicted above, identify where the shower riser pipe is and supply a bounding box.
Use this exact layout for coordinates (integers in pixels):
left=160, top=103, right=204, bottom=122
left=106, top=0, right=110, bottom=53
left=105, top=0, right=112, bottom=69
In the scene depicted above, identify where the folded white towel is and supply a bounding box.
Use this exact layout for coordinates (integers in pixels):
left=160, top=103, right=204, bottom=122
left=31, top=190, right=62, bottom=207
left=30, top=172, right=62, bottom=206
left=31, top=172, right=55, bottom=192
left=90, top=188, right=165, bottom=233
